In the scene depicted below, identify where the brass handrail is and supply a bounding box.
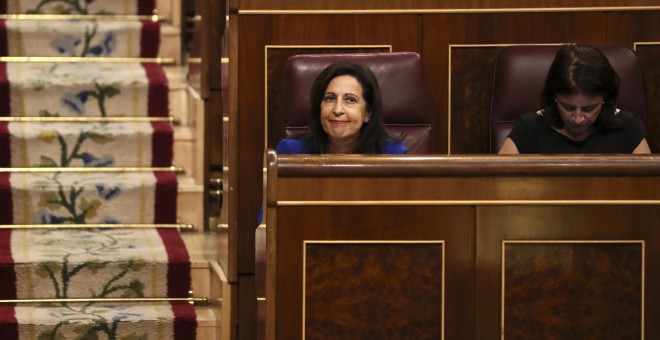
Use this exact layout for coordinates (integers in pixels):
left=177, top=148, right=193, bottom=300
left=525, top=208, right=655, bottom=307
left=0, top=223, right=196, bottom=231
left=0, top=116, right=178, bottom=124
left=0, top=166, right=185, bottom=173
left=0, top=14, right=164, bottom=22
left=0, top=297, right=210, bottom=304
left=0, top=56, right=176, bottom=64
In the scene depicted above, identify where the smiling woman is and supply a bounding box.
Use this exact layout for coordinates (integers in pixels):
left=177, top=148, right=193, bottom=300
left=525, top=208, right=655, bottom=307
left=498, top=44, right=651, bottom=155
left=274, top=61, right=407, bottom=155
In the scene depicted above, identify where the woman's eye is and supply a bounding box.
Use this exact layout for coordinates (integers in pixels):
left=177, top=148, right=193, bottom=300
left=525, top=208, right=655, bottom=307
left=323, top=95, right=335, bottom=102
left=345, top=97, right=357, bottom=104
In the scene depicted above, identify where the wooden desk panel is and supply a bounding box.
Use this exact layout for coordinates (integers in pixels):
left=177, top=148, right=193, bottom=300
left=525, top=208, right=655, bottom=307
left=264, top=152, right=660, bottom=339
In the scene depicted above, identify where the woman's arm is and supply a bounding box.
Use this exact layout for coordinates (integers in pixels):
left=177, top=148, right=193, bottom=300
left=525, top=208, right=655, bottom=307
left=633, top=138, right=652, bottom=154
left=498, top=138, right=520, bottom=154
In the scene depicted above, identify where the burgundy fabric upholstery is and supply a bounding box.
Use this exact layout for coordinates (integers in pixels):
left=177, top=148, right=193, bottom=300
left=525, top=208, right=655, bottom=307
left=490, top=45, right=646, bottom=153
left=282, top=52, right=434, bottom=154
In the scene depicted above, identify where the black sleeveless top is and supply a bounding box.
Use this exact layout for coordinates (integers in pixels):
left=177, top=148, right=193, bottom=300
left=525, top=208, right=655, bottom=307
left=508, top=110, right=646, bottom=154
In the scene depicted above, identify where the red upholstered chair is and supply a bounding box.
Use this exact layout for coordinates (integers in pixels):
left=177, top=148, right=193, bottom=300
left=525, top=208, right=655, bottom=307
left=281, top=52, right=435, bottom=154
left=490, top=45, right=646, bottom=153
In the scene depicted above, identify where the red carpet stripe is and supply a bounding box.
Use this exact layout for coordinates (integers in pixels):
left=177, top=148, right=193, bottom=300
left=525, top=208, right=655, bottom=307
left=0, top=173, right=11, bottom=224
left=157, top=229, right=192, bottom=298
left=137, top=0, right=156, bottom=16
left=142, top=63, right=169, bottom=117
left=0, top=306, right=18, bottom=340
left=154, top=171, right=177, bottom=224
left=0, top=228, right=17, bottom=299
left=171, top=301, right=197, bottom=340
left=0, top=20, right=7, bottom=56
left=151, top=121, right=174, bottom=167
left=140, top=20, right=161, bottom=58
left=0, top=122, right=8, bottom=167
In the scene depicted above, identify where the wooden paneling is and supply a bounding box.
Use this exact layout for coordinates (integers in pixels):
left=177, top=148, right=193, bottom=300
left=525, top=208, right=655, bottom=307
left=305, top=242, right=443, bottom=338
left=476, top=205, right=660, bottom=338
left=270, top=205, right=475, bottom=340
left=264, top=154, right=660, bottom=339
left=230, top=5, right=660, bottom=338
left=503, top=242, right=642, bottom=338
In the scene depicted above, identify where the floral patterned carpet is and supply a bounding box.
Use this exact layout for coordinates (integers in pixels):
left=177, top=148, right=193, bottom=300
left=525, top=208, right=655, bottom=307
left=0, top=1, right=197, bottom=339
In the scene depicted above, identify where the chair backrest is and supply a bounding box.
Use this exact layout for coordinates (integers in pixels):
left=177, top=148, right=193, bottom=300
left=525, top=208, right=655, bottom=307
left=490, top=45, right=646, bottom=153
left=282, top=52, right=435, bottom=154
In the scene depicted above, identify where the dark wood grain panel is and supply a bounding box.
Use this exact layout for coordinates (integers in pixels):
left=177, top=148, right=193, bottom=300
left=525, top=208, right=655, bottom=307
left=450, top=46, right=500, bottom=154
left=476, top=205, right=660, bottom=339
left=272, top=205, right=475, bottom=340
left=305, top=242, right=443, bottom=338
left=503, top=242, right=642, bottom=338
left=635, top=44, right=660, bottom=153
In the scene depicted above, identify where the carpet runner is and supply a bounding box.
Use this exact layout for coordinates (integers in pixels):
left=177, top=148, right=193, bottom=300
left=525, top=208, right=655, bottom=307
left=0, top=121, right=173, bottom=167
left=0, top=0, right=156, bottom=15
left=0, top=19, right=160, bottom=58
left=0, top=1, right=197, bottom=338
left=0, top=62, right=169, bottom=117
left=0, top=171, right=177, bottom=224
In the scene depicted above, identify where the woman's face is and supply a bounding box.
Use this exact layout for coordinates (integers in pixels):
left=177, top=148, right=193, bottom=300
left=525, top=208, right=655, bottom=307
left=555, top=92, right=604, bottom=140
left=320, top=74, right=371, bottom=147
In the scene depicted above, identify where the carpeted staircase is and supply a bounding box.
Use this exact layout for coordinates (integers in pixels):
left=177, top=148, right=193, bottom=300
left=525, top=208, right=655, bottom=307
left=0, top=1, right=206, bottom=339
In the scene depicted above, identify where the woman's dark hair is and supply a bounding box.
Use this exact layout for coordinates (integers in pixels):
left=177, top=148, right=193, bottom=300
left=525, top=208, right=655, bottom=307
left=540, top=44, right=622, bottom=131
left=298, top=60, right=401, bottom=154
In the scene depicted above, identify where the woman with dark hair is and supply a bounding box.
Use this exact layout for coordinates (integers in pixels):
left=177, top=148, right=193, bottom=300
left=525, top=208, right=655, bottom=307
left=498, top=44, right=650, bottom=154
left=276, top=60, right=406, bottom=154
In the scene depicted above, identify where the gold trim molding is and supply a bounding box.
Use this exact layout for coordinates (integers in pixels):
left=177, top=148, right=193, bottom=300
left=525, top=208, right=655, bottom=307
left=240, top=6, right=660, bottom=15
left=279, top=200, right=660, bottom=206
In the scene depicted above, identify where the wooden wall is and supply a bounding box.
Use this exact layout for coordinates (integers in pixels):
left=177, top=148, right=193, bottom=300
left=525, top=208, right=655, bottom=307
left=224, top=2, right=660, bottom=338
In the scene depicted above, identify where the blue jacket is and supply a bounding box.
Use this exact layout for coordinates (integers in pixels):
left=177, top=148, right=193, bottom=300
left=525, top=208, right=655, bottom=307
left=275, top=138, right=408, bottom=154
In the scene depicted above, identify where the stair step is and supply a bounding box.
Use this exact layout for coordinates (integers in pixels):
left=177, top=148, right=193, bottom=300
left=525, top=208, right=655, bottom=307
left=0, top=171, right=177, bottom=224
left=0, top=227, right=190, bottom=299
left=1, top=121, right=173, bottom=167
left=1, top=0, right=157, bottom=16
left=0, top=301, right=196, bottom=339
left=0, top=62, right=169, bottom=118
left=0, top=19, right=160, bottom=58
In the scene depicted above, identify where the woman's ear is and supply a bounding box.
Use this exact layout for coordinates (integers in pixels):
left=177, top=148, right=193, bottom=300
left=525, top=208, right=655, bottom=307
left=364, top=112, right=371, bottom=123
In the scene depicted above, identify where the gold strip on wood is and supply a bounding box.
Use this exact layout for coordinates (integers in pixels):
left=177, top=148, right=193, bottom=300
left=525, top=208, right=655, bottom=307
left=0, top=116, right=177, bottom=123
left=0, top=14, right=163, bottom=21
left=0, top=297, right=209, bottom=304
left=240, top=7, right=660, bottom=15
left=264, top=45, right=393, bottom=151
left=302, top=240, right=445, bottom=340
left=501, top=240, right=644, bottom=340
left=0, top=165, right=184, bottom=173
left=257, top=297, right=266, bottom=301
left=633, top=41, right=660, bottom=51
left=0, top=223, right=195, bottom=231
left=0, top=56, right=176, bottom=64
left=279, top=200, right=660, bottom=206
